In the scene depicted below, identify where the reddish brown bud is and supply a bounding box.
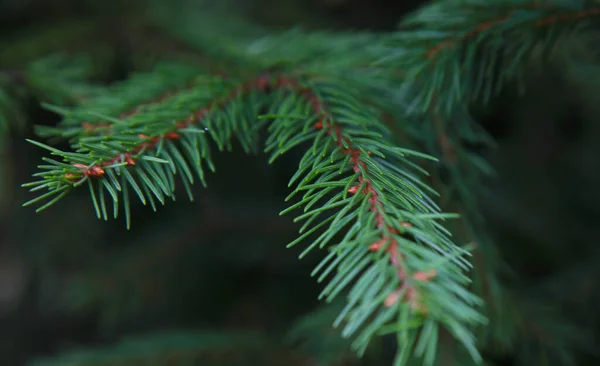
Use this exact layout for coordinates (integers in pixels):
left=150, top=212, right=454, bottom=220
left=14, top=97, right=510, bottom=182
left=124, top=154, right=136, bottom=166
left=164, top=131, right=180, bottom=140
left=72, top=163, right=105, bottom=178
left=384, top=289, right=402, bottom=307
left=406, top=287, right=427, bottom=313
left=347, top=185, right=360, bottom=194
left=369, top=239, right=387, bottom=252
left=87, top=165, right=105, bottom=177
left=64, top=173, right=80, bottom=181
left=413, top=269, right=437, bottom=282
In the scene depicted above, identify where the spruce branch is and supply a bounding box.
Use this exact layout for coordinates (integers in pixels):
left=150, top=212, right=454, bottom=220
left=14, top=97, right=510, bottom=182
left=23, top=73, right=269, bottom=228
left=34, top=62, right=210, bottom=141
left=23, top=68, right=486, bottom=364
left=374, top=3, right=600, bottom=356
left=264, top=76, right=485, bottom=364
left=381, top=0, right=600, bottom=115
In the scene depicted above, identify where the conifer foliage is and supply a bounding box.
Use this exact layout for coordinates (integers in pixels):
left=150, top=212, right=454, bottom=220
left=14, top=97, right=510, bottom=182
left=12, top=0, right=600, bottom=365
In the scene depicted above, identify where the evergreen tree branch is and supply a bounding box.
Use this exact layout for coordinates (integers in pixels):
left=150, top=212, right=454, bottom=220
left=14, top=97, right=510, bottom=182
left=27, top=2, right=598, bottom=360
left=375, top=3, right=600, bottom=356
left=23, top=69, right=485, bottom=364
left=264, top=76, right=485, bottom=364
left=381, top=0, right=600, bottom=115
left=34, top=62, right=211, bottom=141
left=23, top=73, right=266, bottom=228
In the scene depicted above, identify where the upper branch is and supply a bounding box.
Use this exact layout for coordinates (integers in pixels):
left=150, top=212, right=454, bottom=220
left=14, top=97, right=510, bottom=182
left=381, top=0, right=600, bottom=116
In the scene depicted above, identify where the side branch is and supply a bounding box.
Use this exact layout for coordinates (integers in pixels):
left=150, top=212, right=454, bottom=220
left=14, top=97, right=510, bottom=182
left=270, top=78, right=484, bottom=363
left=63, top=76, right=272, bottom=181
left=425, top=4, right=600, bottom=59
left=382, top=1, right=600, bottom=116
left=271, top=76, right=440, bottom=311
left=313, top=102, right=437, bottom=311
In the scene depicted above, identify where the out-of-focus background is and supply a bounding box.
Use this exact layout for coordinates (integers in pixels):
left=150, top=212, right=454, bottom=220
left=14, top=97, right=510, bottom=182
left=1, top=0, right=599, bottom=365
